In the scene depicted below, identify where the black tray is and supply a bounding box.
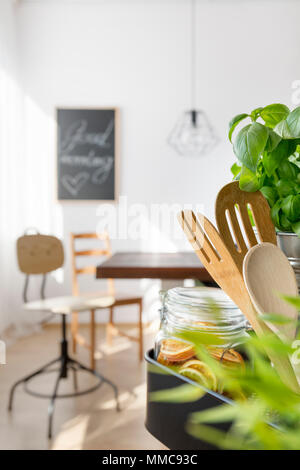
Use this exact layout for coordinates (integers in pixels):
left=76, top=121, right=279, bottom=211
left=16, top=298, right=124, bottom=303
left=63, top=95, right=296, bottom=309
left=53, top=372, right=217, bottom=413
left=145, top=349, right=234, bottom=450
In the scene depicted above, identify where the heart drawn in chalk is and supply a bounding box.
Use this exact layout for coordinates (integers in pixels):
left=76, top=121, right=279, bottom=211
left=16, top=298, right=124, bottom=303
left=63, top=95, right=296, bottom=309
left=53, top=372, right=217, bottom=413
left=61, top=172, right=89, bottom=196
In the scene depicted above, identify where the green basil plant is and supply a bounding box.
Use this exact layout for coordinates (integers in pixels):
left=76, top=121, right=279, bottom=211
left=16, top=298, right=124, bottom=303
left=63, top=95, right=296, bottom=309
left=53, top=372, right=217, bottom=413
left=229, top=104, right=300, bottom=237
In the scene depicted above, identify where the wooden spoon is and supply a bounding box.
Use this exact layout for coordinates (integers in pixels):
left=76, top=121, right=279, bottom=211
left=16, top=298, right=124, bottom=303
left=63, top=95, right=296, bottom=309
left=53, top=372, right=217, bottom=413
left=215, top=181, right=277, bottom=274
left=178, top=210, right=300, bottom=393
left=243, top=242, right=298, bottom=341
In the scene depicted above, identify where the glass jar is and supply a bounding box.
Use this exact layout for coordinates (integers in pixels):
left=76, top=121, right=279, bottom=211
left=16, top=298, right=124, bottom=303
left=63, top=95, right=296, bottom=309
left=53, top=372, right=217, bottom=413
left=155, top=287, right=248, bottom=393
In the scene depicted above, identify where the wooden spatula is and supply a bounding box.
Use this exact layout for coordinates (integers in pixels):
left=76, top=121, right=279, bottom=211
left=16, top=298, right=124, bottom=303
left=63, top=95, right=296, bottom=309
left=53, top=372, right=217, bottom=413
left=243, top=242, right=298, bottom=341
left=178, top=210, right=300, bottom=393
left=215, top=181, right=277, bottom=274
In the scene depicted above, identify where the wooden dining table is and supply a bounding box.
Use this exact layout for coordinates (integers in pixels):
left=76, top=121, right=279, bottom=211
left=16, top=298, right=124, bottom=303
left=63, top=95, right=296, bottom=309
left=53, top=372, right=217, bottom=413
left=96, top=251, right=213, bottom=285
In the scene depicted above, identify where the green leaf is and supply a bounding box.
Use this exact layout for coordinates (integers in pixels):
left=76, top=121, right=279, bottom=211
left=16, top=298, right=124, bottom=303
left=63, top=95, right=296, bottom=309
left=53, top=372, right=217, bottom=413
left=150, top=384, right=205, bottom=403
left=177, top=329, right=224, bottom=348
left=189, top=404, right=238, bottom=424
left=292, top=221, right=300, bottom=238
left=147, top=364, right=173, bottom=375
left=280, top=294, right=300, bottom=310
left=276, top=180, right=297, bottom=198
left=282, top=194, right=300, bottom=222
left=186, top=422, right=252, bottom=450
left=280, top=214, right=293, bottom=231
left=274, top=106, right=300, bottom=139
left=260, top=313, right=294, bottom=325
left=270, top=198, right=295, bottom=232
left=270, top=199, right=283, bottom=229
left=286, top=107, right=300, bottom=137
left=289, top=152, right=300, bottom=169
left=265, top=129, right=281, bottom=152
left=228, top=113, right=249, bottom=143
left=262, top=140, right=290, bottom=177
left=234, top=122, right=269, bottom=172
left=277, top=160, right=299, bottom=180
left=250, top=107, right=263, bottom=122
left=261, top=103, right=290, bottom=128
left=230, top=162, right=241, bottom=179
left=274, top=120, right=295, bottom=139
left=260, top=186, right=277, bottom=207
left=239, top=165, right=262, bottom=192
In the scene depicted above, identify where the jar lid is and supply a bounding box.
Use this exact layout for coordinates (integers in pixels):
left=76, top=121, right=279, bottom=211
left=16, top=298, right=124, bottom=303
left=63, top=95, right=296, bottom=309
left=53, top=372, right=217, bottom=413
left=166, top=286, right=239, bottom=311
left=164, top=287, right=247, bottom=336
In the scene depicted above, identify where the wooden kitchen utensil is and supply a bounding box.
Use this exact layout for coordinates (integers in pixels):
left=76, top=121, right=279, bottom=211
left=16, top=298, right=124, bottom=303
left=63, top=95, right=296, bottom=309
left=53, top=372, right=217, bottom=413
left=215, top=181, right=277, bottom=274
left=243, top=242, right=298, bottom=341
left=178, top=210, right=300, bottom=393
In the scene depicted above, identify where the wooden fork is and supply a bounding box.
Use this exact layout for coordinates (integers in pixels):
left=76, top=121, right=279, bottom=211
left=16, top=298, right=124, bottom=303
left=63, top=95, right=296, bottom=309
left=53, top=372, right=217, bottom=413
left=178, top=210, right=300, bottom=393
left=215, top=181, right=277, bottom=274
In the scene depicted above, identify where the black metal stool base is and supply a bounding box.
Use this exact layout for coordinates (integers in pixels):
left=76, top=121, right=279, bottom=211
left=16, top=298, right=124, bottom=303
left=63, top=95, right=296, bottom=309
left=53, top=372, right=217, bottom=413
left=8, top=315, right=120, bottom=439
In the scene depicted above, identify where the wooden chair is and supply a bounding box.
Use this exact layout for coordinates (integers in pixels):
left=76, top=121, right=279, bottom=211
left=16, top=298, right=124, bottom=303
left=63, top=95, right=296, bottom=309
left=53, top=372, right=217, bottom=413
left=70, top=232, right=144, bottom=367
left=9, top=232, right=119, bottom=439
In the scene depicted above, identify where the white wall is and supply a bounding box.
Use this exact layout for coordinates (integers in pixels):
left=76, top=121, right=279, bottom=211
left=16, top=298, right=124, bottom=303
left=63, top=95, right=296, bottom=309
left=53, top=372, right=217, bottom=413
left=9, top=0, right=300, bottom=323
left=0, top=0, right=24, bottom=333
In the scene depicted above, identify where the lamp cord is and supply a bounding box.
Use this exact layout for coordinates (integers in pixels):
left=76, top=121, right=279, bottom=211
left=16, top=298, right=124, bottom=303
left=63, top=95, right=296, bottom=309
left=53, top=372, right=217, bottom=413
left=190, top=0, right=196, bottom=111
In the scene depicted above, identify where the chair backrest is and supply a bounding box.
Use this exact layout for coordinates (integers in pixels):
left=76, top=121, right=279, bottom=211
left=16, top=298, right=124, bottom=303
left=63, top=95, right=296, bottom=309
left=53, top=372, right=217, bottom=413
left=70, top=232, right=114, bottom=296
left=17, top=234, right=64, bottom=275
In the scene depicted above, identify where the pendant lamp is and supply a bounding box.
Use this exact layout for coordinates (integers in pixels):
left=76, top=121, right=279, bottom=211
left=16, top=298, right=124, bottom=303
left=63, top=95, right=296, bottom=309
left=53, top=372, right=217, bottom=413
left=168, top=0, right=219, bottom=157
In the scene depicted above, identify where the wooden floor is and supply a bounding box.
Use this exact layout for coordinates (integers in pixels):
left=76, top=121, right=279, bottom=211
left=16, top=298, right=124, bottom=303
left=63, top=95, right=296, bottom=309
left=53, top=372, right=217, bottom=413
left=0, top=324, right=163, bottom=450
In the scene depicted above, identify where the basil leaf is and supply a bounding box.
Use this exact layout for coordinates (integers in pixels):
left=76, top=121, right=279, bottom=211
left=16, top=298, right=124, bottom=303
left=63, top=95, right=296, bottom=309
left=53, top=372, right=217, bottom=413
left=239, top=165, right=261, bottom=192
left=281, top=194, right=300, bottom=222
left=274, top=106, right=300, bottom=139
left=260, top=186, right=277, bottom=207
left=277, top=160, right=299, bottom=180
left=250, top=107, right=263, bottom=122
left=280, top=213, right=293, bottom=231
left=271, top=204, right=292, bottom=232
left=288, top=139, right=300, bottom=154
left=274, top=119, right=294, bottom=139
left=261, top=103, right=290, bottom=128
left=276, top=180, right=297, bottom=198
left=292, top=221, right=300, bottom=238
left=234, top=122, right=268, bottom=172
left=262, top=140, right=290, bottom=177
left=271, top=199, right=283, bottom=229
left=230, top=162, right=241, bottom=180
left=265, top=130, right=281, bottom=152
left=228, top=113, right=248, bottom=143
left=289, top=153, right=300, bottom=169
left=285, top=107, right=300, bottom=137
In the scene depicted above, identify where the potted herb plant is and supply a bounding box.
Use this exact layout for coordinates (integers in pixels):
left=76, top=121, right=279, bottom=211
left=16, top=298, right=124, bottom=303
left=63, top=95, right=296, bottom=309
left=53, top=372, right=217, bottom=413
left=228, top=104, right=300, bottom=283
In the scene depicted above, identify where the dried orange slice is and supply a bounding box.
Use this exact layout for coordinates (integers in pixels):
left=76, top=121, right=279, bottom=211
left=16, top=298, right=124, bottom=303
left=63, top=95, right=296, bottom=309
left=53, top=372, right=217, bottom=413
left=207, top=348, right=244, bottom=367
left=157, top=353, right=184, bottom=368
left=159, top=339, right=195, bottom=363
left=179, top=368, right=211, bottom=389
left=180, top=360, right=217, bottom=391
left=194, top=321, right=217, bottom=327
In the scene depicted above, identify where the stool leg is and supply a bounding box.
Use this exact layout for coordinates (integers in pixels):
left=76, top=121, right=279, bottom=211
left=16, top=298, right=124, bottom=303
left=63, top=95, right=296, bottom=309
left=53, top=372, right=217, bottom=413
left=71, top=365, right=78, bottom=391
left=138, top=300, right=143, bottom=362
left=48, top=367, right=63, bottom=439
left=106, top=306, right=114, bottom=345
left=8, top=357, right=61, bottom=411
left=71, top=311, right=79, bottom=354
left=90, top=309, right=96, bottom=370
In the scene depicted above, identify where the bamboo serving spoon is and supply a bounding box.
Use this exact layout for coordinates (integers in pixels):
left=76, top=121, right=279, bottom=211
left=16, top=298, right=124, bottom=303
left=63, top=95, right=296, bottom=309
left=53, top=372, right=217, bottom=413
left=215, top=181, right=277, bottom=275
left=178, top=210, right=300, bottom=393
left=243, top=242, right=298, bottom=341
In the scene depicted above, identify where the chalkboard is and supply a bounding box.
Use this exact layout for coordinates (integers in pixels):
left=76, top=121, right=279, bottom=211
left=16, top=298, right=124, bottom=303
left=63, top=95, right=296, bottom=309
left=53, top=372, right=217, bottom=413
left=57, top=108, right=118, bottom=201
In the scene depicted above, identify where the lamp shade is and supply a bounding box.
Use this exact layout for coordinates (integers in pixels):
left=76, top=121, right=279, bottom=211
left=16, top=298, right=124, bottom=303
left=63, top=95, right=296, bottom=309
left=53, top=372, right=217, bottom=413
left=168, top=109, right=219, bottom=157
